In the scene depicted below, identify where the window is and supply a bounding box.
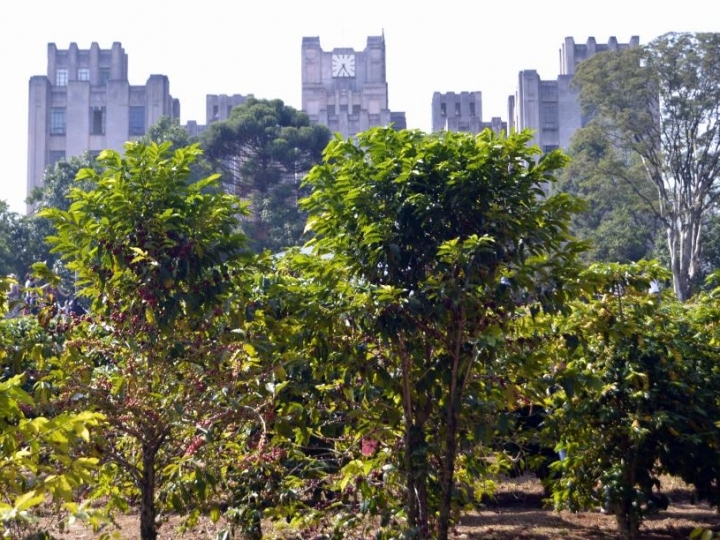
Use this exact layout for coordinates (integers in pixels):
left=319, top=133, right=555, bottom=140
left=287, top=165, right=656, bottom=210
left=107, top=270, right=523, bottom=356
left=129, top=106, right=145, bottom=136
left=541, top=103, right=559, bottom=129
left=77, top=68, right=90, bottom=81
left=469, top=102, right=476, bottom=117
left=540, top=82, right=558, bottom=100
left=90, top=106, right=106, bottom=135
left=327, top=105, right=336, bottom=116
left=56, top=69, right=68, bottom=87
left=50, top=108, right=66, bottom=135
left=455, top=102, right=461, bottom=116
left=99, top=67, right=111, bottom=85
left=440, top=103, right=446, bottom=117
left=212, top=105, right=219, bottom=120
left=48, top=150, right=65, bottom=165
left=352, top=105, right=361, bottom=115
left=227, top=105, right=233, bottom=119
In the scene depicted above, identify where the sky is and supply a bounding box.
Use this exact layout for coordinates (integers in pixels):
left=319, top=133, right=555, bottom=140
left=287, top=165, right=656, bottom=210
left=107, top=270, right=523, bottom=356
left=1, top=0, right=718, bottom=215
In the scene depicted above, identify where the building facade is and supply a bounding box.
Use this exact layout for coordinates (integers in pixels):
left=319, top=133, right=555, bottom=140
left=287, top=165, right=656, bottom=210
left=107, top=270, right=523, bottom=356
left=27, top=42, right=179, bottom=209
left=301, top=35, right=405, bottom=138
left=431, top=91, right=506, bottom=135
left=185, top=93, right=253, bottom=136
left=508, top=36, right=640, bottom=152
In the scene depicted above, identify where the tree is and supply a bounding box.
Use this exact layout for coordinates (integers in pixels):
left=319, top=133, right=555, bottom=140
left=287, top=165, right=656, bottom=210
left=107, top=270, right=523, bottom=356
left=0, top=278, right=106, bottom=539
left=40, top=142, right=254, bottom=540
left=27, top=153, right=99, bottom=214
left=0, top=202, right=23, bottom=278
left=301, top=127, right=586, bottom=539
left=547, top=261, right=720, bottom=539
left=10, top=153, right=103, bottom=296
left=201, top=98, right=331, bottom=253
left=0, top=202, right=56, bottom=285
left=557, top=125, right=664, bottom=264
left=140, top=115, right=195, bottom=150
left=573, top=32, right=720, bottom=301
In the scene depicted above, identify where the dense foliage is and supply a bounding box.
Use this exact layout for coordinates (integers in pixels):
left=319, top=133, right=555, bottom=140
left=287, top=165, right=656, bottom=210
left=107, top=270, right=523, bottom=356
left=573, top=32, right=720, bottom=300
left=301, top=127, right=587, bottom=539
left=545, top=262, right=720, bottom=539
left=2, top=127, right=720, bottom=540
left=556, top=125, right=664, bottom=264
left=38, top=142, right=254, bottom=540
left=201, top=98, right=331, bottom=253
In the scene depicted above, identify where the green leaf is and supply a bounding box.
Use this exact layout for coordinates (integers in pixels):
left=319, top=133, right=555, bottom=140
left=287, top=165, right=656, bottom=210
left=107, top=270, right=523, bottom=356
left=210, top=505, right=221, bottom=523
left=13, top=490, right=45, bottom=512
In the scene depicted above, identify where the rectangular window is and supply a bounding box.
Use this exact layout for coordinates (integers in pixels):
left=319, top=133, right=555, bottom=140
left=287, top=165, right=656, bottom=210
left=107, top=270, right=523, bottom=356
left=455, top=102, right=461, bottom=116
left=90, top=106, right=106, bottom=135
left=440, top=103, right=446, bottom=117
left=99, top=67, right=111, bottom=85
left=352, top=105, right=361, bottom=115
left=227, top=105, right=233, bottom=119
left=541, top=103, right=559, bottom=129
left=129, top=106, right=145, bottom=136
left=212, top=105, right=219, bottom=120
left=56, top=69, right=68, bottom=87
left=48, top=150, right=66, bottom=165
left=540, top=82, right=558, bottom=100
left=77, top=68, right=90, bottom=81
left=327, top=105, right=336, bottom=116
left=469, top=102, right=476, bottom=117
left=50, top=108, right=66, bottom=135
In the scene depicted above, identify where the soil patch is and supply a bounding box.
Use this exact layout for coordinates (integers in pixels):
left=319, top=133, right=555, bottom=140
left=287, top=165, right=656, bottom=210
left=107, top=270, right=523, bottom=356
left=35, top=475, right=720, bottom=539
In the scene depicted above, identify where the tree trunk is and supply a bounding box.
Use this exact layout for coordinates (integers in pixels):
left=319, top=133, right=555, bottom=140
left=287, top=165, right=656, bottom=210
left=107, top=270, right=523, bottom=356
left=405, top=424, right=430, bottom=539
left=139, top=444, right=157, bottom=540
left=438, top=399, right=458, bottom=540
left=613, top=504, right=640, bottom=540
left=668, top=225, right=690, bottom=301
left=611, top=449, right=641, bottom=540
left=401, top=344, right=420, bottom=536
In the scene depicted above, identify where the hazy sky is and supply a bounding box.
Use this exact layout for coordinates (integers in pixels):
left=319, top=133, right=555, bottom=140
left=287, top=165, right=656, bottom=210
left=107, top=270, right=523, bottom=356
left=1, top=0, right=718, bottom=214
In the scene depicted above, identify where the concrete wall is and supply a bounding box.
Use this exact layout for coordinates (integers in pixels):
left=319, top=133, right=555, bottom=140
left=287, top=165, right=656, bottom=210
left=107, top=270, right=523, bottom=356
left=512, top=36, right=640, bottom=153
left=301, top=35, right=404, bottom=138
left=27, top=42, right=177, bottom=210
left=431, top=91, right=483, bottom=133
left=206, top=94, right=252, bottom=123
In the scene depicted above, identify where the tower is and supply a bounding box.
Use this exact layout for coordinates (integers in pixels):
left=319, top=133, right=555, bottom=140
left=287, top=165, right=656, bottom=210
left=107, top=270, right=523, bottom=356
left=301, top=35, right=405, bottom=138
left=27, top=42, right=179, bottom=211
left=431, top=91, right=506, bottom=135
left=508, top=36, right=640, bottom=152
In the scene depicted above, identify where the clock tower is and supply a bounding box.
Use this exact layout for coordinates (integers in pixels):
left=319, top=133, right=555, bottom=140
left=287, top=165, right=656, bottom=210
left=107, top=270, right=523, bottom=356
left=301, top=35, right=405, bottom=139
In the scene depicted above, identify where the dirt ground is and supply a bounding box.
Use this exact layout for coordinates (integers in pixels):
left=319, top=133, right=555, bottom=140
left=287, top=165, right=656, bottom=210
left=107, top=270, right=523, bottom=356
left=456, top=474, right=720, bottom=540
left=35, top=475, right=720, bottom=539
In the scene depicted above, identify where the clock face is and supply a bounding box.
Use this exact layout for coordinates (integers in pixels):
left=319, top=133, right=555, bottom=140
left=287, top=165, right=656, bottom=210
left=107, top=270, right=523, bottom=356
left=332, top=54, right=355, bottom=78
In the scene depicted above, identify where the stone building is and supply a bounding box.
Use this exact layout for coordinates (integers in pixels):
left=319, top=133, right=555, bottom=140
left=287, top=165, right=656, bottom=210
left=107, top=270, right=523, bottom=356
left=27, top=42, right=179, bottom=210
left=301, top=35, right=406, bottom=138
left=185, top=93, right=253, bottom=137
left=431, top=91, right=506, bottom=135
left=508, top=36, right=640, bottom=153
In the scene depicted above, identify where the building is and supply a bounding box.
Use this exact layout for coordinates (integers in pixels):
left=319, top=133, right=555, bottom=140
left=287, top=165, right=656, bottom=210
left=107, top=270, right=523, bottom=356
left=185, top=93, right=253, bottom=137
left=508, top=36, right=640, bottom=153
left=431, top=91, right=506, bottom=135
left=27, top=42, right=179, bottom=209
left=301, top=35, right=406, bottom=138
